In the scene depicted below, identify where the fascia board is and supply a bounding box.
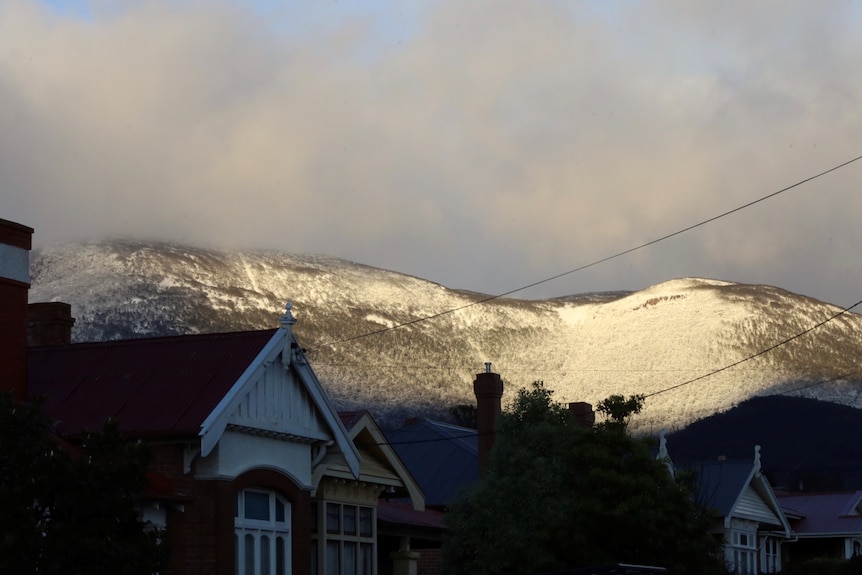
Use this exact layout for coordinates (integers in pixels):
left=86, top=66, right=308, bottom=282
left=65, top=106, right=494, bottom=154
left=291, top=348, right=361, bottom=479
left=349, top=413, right=426, bottom=510
left=199, top=331, right=284, bottom=457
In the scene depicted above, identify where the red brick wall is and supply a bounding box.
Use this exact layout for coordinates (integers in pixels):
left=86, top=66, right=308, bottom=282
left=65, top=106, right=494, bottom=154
left=147, top=444, right=311, bottom=575
left=417, top=548, right=445, bottom=575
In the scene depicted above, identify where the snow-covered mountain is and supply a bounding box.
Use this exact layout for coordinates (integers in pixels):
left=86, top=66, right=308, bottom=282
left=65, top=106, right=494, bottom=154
left=29, top=240, right=862, bottom=431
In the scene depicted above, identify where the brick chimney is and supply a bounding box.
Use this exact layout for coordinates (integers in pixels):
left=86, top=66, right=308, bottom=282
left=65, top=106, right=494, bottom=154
left=473, top=363, right=503, bottom=475
left=0, top=218, right=34, bottom=401
left=28, top=302, right=75, bottom=346
left=569, top=401, right=595, bottom=428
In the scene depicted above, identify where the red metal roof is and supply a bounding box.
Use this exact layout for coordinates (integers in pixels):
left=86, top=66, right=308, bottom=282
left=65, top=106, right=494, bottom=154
left=29, top=330, right=278, bottom=438
left=779, top=491, right=862, bottom=535
left=376, top=499, right=447, bottom=531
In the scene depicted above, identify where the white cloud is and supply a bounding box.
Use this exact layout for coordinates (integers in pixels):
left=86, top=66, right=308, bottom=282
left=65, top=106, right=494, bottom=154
left=3, top=0, right=862, bottom=306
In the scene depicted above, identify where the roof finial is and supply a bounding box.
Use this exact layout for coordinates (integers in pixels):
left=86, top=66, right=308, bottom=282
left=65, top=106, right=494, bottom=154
left=278, top=300, right=297, bottom=331
left=754, top=444, right=762, bottom=471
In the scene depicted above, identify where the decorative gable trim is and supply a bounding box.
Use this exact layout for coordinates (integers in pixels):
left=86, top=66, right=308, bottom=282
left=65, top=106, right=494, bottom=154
left=198, top=305, right=360, bottom=479
left=727, top=446, right=791, bottom=536
left=199, top=331, right=283, bottom=457
left=346, top=412, right=425, bottom=511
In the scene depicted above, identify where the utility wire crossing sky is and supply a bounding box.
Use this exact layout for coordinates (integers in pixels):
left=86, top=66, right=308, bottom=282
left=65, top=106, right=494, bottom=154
left=4, top=0, right=862, bottom=308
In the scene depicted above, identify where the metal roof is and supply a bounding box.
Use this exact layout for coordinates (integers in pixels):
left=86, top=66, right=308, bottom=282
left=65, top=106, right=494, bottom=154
left=682, top=460, right=754, bottom=516
left=778, top=491, right=862, bottom=536
left=376, top=499, right=447, bottom=531
left=29, top=330, right=277, bottom=437
left=385, top=419, right=478, bottom=508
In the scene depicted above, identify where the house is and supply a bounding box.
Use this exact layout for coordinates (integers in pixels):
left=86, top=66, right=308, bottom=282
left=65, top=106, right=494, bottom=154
left=682, top=446, right=792, bottom=574
left=385, top=418, right=478, bottom=509
left=1, top=217, right=444, bottom=575
left=334, top=411, right=447, bottom=575
left=778, top=491, right=862, bottom=566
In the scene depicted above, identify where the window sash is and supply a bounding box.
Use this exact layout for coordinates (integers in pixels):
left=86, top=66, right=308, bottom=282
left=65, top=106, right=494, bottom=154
left=312, top=502, right=375, bottom=575
left=236, top=489, right=292, bottom=575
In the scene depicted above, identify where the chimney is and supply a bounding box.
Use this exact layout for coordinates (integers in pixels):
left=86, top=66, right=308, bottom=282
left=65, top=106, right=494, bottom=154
left=28, top=302, right=75, bottom=346
left=568, top=401, right=595, bottom=428
left=473, top=363, right=503, bottom=475
left=0, top=218, right=34, bottom=401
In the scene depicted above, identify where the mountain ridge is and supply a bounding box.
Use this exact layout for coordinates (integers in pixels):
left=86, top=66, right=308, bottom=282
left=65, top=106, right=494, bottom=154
left=29, top=240, right=862, bottom=430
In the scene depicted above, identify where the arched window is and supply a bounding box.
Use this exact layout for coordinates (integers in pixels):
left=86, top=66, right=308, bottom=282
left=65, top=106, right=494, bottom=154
left=235, top=489, right=291, bottom=575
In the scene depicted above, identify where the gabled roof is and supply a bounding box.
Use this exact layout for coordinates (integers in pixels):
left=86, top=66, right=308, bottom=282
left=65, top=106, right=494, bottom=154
left=385, top=419, right=478, bottom=508
left=681, top=446, right=791, bottom=534
left=778, top=491, right=862, bottom=536
left=690, top=460, right=755, bottom=517
left=318, top=410, right=425, bottom=510
left=29, top=329, right=277, bottom=437
left=29, top=304, right=361, bottom=479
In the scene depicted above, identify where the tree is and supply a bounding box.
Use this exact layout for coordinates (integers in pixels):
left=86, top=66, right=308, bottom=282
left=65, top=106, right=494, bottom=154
left=0, top=391, right=168, bottom=575
left=444, top=382, right=725, bottom=575
left=448, top=403, right=478, bottom=429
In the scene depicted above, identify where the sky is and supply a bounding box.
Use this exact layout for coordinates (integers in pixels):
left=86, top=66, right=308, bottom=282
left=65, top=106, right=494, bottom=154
left=3, top=0, right=862, bottom=307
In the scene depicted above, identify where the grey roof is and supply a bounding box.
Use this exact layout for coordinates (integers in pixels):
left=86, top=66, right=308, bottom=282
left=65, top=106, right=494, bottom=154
left=682, top=461, right=754, bottom=516
left=385, top=419, right=478, bottom=508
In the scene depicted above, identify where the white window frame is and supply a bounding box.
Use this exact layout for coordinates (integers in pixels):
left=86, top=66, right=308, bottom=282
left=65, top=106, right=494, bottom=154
left=760, top=536, right=780, bottom=573
left=729, top=528, right=758, bottom=575
left=235, top=488, right=292, bottom=575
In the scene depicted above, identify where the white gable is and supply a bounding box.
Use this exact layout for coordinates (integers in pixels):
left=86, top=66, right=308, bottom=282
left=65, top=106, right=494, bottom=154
left=199, top=305, right=360, bottom=479
left=226, top=360, right=330, bottom=441
left=734, top=485, right=782, bottom=526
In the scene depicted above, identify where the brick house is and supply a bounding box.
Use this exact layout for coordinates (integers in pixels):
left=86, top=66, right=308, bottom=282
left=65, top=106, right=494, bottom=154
left=1, top=217, right=445, bottom=575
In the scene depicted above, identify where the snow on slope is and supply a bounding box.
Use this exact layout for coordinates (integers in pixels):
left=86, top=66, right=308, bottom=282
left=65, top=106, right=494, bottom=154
left=29, top=241, right=862, bottom=431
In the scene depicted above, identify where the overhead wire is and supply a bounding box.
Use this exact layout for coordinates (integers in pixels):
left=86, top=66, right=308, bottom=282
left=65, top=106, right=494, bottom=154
left=643, top=298, right=862, bottom=399
left=303, top=153, right=862, bottom=442
left=312, top=153, right=862, bottom=349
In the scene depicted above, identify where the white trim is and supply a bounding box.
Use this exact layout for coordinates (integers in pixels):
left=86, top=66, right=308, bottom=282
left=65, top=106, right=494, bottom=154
left=198, top=328, right=360, bottom=479
left=200, top=333, right=283, bottom=456
left=236, top=488, right=292, bottom=575
left=346, top=412, right=426, bottom=511
left=726, top=446, right=792, bottom=537
left=0, top=243, right=29, bottom=284
left=291, top=351, right=361, bottom=479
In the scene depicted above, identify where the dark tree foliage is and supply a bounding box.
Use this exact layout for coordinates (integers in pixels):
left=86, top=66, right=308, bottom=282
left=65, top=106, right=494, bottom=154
left=444, top=382, right=726, bottom=575
left=0, top=391, right=168, bottom=575
left=448, top=404, right=478, bottom=429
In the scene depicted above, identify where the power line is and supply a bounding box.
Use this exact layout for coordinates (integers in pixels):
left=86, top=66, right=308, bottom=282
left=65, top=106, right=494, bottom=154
left=314, top=153, right=862, bottom=348
left=313, top=363, right=862, bottom=374
left=643, top=298, right=862, bottom=399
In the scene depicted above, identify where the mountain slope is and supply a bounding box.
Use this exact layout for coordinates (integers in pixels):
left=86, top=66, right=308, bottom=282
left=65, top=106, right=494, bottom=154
left=29, top=240, right=862, bottom=430
left=668, top=395, right=862, bottom=491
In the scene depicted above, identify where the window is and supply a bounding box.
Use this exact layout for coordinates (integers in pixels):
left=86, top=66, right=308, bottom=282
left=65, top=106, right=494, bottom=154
left=761, top=537, right=780, bottom=573
left=235, top=489, right=291, bottom=575
left=311, top=502, right=374, bottom=575
left=729, top=529, right=757, bottom=575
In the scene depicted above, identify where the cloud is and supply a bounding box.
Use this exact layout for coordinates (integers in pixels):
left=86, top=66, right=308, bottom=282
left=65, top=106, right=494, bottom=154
left=2, top=0, right=862, bottom=306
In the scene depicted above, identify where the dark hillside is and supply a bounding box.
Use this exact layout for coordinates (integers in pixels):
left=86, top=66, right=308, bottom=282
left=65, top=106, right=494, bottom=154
left=668, top=394, right=862, bottom=492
